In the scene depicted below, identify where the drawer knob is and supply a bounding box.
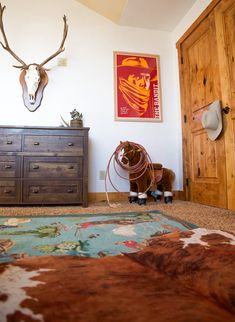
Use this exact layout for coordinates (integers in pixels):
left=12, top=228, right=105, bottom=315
left=32, top=165, right=39, bottom=170
left=67, top=142, right=74, bottom=146
left=4, top=189, right=11, bottom=194
left=68, top=165, right=74, bottom=169
left=6, top=140, right=12, bottom=145
left=32, top=189, right=39, bottom=194
left=67, top=188, right=73, bottom=193
left=34, top=142, right=40, bottom=146
left=4, top=165, right=12, bottom=169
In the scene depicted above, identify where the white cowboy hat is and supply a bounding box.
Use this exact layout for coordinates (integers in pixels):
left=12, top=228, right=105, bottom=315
left=201, top=100, right=222, bottom=141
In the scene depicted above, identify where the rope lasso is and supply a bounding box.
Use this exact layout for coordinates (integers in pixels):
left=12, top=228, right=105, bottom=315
left=105, top=141, right=156, bottom=207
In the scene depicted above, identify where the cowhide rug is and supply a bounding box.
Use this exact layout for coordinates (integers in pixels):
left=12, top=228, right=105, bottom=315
left=0, top=228, right=235, bottom=322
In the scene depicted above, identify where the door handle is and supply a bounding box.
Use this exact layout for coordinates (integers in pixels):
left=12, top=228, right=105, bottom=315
left=222, top=106, right=230, bottom=114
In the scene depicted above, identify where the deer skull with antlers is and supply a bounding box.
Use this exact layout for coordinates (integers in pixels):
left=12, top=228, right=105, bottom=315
left=0, top=3, right=68, bottom=111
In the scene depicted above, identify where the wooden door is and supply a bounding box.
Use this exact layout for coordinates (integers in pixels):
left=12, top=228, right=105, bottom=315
left=214, top=0, right=235, bottom=209
left=178, top=9, right=227, bottom=208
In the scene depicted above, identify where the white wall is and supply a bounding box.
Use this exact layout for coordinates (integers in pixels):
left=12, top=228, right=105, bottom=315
left=0, top=0, right=211, bottom=194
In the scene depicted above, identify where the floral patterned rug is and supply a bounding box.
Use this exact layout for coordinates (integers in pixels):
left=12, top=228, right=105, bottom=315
left=0, top=210, right=197, bottom=263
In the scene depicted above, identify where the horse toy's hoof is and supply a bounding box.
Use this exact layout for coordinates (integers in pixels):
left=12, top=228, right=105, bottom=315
left=128, top=196, right=138, bottom=203
left=138, top=198, right=147, bottom=205
left=164, top=196, right=173, bottom=204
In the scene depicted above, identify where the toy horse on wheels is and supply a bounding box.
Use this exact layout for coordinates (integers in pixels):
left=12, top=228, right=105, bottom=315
left=112, top=141, right=175, bottom=205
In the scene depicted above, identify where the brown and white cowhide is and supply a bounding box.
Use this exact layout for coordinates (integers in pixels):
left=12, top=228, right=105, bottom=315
left=0, top=228, right=234, bottom=322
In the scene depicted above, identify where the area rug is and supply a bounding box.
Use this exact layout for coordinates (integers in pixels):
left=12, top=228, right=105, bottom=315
left=0, top=210, right=197, bottom=263
left=0, top=228, right=235, bottom=322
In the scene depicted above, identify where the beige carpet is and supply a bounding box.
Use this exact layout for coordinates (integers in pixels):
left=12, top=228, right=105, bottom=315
left=0, top=200, right=234, bottom=233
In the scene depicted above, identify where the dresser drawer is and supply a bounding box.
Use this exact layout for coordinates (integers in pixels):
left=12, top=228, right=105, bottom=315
left=23, top=180, right=83, bottom=204
left=23, top=156, right=83, bottom=178
left=23, top=135, right=84, bottom=154
left=0, top=180, right=20, bottom=203
left=0, top=156, right=21, bottom=178
left=0, top=135, right=21, bottom=152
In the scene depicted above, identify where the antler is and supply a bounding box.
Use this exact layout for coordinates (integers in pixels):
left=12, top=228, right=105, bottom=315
left=0, top=3, right=28, bottom=69
left=39, top=15, right=68, bottom=67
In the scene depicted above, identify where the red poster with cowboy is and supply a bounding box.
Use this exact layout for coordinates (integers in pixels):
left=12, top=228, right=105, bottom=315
left=114, top=52, right=162, bottom=121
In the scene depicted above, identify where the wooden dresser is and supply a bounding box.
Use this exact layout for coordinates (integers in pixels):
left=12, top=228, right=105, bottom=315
left=0, top=126, right=89, bottom=206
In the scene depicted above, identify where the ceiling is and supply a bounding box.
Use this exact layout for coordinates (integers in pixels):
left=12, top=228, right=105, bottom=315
left=76, top=0, right=197, bottom=31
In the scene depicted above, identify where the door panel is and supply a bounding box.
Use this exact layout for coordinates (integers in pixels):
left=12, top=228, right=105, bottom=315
left=188, top=31, right=217, bottom=110
left=191, top=130, right=227, bottom=207
left=180, top=11, right=227, bottom=208
left=192, top=131, right=217, bottom=180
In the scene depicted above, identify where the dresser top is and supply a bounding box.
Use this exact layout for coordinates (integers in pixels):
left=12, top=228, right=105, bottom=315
left=0, top=125, right=90, bottom=131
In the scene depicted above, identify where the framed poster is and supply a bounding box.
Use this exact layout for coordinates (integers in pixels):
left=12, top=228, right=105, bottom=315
left=114, top=52, right=162, bottom=122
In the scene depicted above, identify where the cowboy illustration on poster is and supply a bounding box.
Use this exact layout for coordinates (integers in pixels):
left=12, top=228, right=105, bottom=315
left=114, top=52, right=162, bottom=122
